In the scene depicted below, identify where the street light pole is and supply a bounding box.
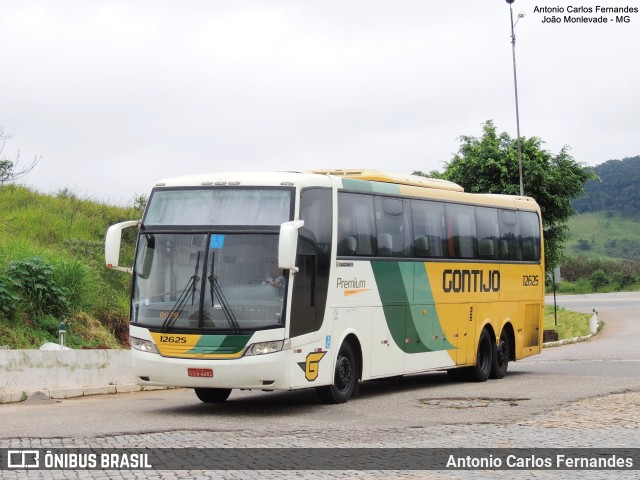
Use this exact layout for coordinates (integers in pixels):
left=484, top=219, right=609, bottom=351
left=507, top=0, right=525, bottom=196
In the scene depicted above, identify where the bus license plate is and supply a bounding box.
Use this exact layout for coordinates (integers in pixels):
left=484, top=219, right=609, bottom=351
left=188, top=368, right=213, bottom=378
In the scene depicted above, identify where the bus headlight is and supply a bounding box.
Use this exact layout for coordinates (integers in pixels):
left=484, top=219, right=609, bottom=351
left=131, top=337, right=159, bottom=354
left=248, top=341, right=284, bottom=356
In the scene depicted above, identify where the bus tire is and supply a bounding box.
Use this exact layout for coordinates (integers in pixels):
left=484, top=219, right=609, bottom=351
left=316, top=341, right=358, bottom=404
left=194, top=387, right=232, bottom=403
left=490, top=329, right=510, bottom=379
left=468, top=329, right=492, bottom=382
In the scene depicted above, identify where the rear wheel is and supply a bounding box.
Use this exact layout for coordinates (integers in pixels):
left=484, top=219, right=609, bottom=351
left=490, top=329, right=510, bottom=379
left=468, top=329, right=492, bottom=382
left=194, top=387, right=232, bottom=403
left=316, top=342, right=358, bottom=404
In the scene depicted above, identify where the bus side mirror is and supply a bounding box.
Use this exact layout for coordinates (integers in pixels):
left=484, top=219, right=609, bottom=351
left=105, top=220, right=140, bottom=274
left=278, top=220, right=304, bottom=273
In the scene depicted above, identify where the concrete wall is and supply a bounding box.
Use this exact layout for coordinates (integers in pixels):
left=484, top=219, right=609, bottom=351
left=0, top=349, right=140, bottom=403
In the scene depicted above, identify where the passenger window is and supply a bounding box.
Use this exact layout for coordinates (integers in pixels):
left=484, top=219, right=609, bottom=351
left=411, top=200, right=446, bottom=258
left=374, top=197, right=411, bottom=257
left=475, top=207, right=499, bottom=260
left=499, top=210, right=521, bottom=260
left=519, top=211, right=541, bottom=261
left=337, top=193, right=375, bottom=256
left=445, top=204, right=477, bottom=259
left=300, top=188, right=332, bottom=256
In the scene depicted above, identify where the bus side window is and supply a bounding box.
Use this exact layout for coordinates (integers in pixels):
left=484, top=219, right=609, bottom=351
left=338, top=236, right=357, bottom=255
left=414, top=235, right=430, bottom=257
left=475, top=207, right=499, bottom=260
left=445, top=204, right=477, bottom=259
left=374, top=196, right=411, bottom=257
left=299, top=188, right=332, bottom=256
left=519, top=211, right=541, bottom=261
left=337, top=193, right=375, bottom=256
left=499, top=210, right=521, bottom=260
left=411, top=200, right=446, bottom=258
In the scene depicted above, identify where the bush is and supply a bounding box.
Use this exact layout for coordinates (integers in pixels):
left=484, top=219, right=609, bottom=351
left=561, top=256, right=640, bottom=283
left=5, top=256, right=71, bottom=317
left=612, top=271, right=635, bottom=290
left=0, top=275, right=20, bottom=320
left=52, top=259, right=88, bottom=309
left=590, top=269, right=609, bottom=290
left=577, top=239, right=591, bottom=250
left=35, top=314, right=64, bottom=337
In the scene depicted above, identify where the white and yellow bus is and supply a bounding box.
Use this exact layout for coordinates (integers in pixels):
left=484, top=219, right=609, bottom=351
left=105, top=169, right=544, bottom=404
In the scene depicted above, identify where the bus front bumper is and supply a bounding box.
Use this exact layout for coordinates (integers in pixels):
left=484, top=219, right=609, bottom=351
left=131, top=348, right=291, bottom=390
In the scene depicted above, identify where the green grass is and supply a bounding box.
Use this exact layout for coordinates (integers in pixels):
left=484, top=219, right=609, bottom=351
left=565, top=211, right=640, bottom=260
left=553, top=279, right=593, bottom=295
left=553, top=279, right=640, bottom=295
left=0, top=185, right=140, bottom=349
left=544, top=305, right=592, bottom=339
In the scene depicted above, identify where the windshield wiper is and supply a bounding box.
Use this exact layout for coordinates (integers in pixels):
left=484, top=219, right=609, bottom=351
left=160, top=251, right=201, bottom=332
left=208, top=250, right=240, bottom=331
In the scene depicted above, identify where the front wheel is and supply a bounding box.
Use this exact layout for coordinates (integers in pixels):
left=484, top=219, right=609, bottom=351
left=316, top=342, right=358, bottom=404
left=194, top=387, right=232, bottom=403
left=490, top=329, right=510, bottom=379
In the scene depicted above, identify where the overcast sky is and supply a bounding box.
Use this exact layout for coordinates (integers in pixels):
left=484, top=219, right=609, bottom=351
left=1, top=1, right=638, bottom=205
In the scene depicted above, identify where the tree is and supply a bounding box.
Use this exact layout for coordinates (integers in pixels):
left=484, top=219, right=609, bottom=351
left=133, top=193, right=149, bottom=213
left=414, top=120, right=594, bottom=273
left=0, top=128, right=40, bottom=185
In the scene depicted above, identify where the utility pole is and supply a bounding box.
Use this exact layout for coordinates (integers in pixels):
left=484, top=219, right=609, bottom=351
left=506, top=0, right=525, bottom=196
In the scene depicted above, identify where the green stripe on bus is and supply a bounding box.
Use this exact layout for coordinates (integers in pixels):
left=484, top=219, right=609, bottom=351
left=371, top=261, right=455, bottom=353
left=189, top=334, right=251, bottom=354
left=370, top=261, right=408, bottom=351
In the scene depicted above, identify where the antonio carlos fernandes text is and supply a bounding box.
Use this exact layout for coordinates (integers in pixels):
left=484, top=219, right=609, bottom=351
left=446, top=454, right=634, bottom=469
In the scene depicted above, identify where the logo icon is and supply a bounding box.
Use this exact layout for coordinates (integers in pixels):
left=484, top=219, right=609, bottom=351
left=297, top=351, right=326, bottom=381
left=8, top=450, right=40, bottom=469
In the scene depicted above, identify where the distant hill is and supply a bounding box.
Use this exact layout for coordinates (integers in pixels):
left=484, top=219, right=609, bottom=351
left=564, top=211, right=640, bottom=260
left=572, top=155, right=640, bottom=214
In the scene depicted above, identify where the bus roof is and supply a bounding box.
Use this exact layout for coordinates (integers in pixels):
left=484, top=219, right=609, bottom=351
left=309, top=169, right=464, bottom=192
left=152, top=170, right=538, bottom=211
left=153, top=171, right=332, bottom=189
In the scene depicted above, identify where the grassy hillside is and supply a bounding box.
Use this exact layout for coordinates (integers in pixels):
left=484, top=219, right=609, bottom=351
left=564, top=211, right=640, bottom=260
left=0, top=185, right=139, bottom=349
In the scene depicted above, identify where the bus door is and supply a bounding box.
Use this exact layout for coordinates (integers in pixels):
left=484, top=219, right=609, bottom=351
left=289, top=236, right=317, bottom=338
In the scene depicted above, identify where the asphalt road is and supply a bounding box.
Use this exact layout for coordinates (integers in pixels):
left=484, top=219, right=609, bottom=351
left=538, top=291, right=640, bottom=373
left=1, top=292, right=638, bottom=442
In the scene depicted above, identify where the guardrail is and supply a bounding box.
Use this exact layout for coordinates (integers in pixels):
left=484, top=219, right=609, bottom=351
left=0, top=348, right=142, bottom=403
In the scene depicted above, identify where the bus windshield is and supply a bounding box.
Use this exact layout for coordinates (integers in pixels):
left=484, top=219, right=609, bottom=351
left=131, top=233, right=286, bottom=332
left=144, top=188, right=292, bottom=226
